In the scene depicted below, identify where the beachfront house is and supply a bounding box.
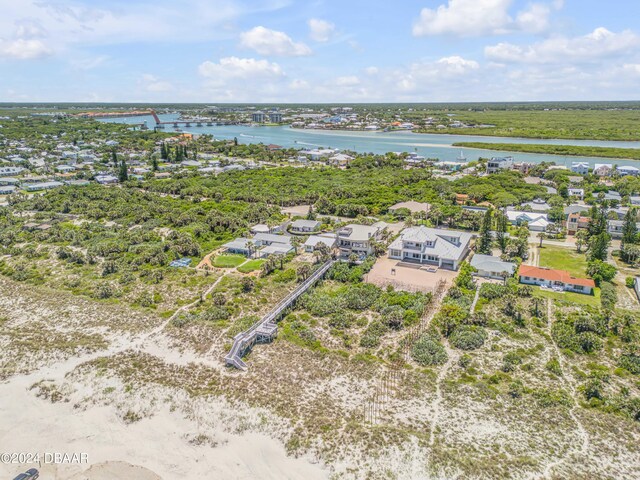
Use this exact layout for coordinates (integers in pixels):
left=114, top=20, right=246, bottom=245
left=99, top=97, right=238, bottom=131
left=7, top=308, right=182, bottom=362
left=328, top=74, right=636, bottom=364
left=337, top=224, right=384, bottom=258
left=290, top=219, right=321, bottom=233
left=470, top=254, right=516, bottom=280
left=518, top=265, right=595, bottom=295
left=304, top=233, right=337, bottom=253
left=388, top=226, right=473, bottom=271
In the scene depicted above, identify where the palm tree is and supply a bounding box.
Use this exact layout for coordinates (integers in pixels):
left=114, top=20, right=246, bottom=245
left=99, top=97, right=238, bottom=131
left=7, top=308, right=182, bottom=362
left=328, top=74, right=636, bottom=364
left=246, top=241, right=255, bottom=259
left=291, top=236, right=302, bottom=254
left=537, top=232, right=546, bottom=248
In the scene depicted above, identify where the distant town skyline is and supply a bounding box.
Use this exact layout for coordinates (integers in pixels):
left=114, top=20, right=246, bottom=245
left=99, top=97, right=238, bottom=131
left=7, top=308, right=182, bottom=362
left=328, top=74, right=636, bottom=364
left=1, top=0, right=640, bottom=103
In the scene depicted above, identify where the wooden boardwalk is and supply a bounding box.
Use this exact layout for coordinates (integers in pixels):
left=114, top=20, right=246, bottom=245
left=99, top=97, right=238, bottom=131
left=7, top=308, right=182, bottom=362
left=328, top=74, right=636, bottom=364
left=225, top=259, right=336, bottom=370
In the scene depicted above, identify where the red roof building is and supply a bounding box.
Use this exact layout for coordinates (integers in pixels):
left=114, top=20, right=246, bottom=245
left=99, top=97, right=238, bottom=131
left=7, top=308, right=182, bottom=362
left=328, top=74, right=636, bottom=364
left=518, top=265, right=595, bottom=294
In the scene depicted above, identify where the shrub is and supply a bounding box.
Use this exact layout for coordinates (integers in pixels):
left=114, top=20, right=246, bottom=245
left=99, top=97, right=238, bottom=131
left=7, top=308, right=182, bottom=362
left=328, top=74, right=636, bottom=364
left=546, top=358, right=562, bottom=376
left=619, top=346, right=640, bottom=375
left=328, top=311, right=358, bottom=330
left=533, top=388, right=572, bottom=408
left=458, top=354, right=472, bottom=369
left=626, top=276, right=636, bottom=288
left=577, top=332, right=603, bottom=353
left=344, top=283, right=380, bottom=310
left=502, top=351, right=523, bottom=372
left=450, top=325, right=487, bottom=351
left=587, top=260, right=617, bottom=285
left=600, top=282, right=618, bottom=311
left=359, top=321, right=387, bottom=349
left=508, top=380, right=524, bottom=398
left=411, top=334, right=448, bottom=366
left=381, top=305, right=405, bottom=330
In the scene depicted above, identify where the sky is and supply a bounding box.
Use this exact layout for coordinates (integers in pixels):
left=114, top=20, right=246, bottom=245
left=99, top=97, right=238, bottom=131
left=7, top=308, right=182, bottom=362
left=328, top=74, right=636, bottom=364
left=1, top=0, right=640, bottom=103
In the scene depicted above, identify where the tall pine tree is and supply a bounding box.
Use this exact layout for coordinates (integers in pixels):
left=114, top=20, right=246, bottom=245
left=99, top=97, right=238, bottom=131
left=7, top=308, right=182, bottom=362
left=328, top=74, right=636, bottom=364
left=477, top=209, right=493, bottom=255
left=118, top=158, right=128, bottom=182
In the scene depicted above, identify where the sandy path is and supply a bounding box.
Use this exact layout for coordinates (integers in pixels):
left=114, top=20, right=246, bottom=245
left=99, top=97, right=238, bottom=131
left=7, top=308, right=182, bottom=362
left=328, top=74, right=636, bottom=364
left=540, top=299, right=590, bottom=479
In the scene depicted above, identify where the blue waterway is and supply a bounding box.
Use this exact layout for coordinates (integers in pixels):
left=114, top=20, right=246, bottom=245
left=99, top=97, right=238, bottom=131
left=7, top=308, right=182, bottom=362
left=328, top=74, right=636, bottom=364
left=99, top=114, right=640, bottom=167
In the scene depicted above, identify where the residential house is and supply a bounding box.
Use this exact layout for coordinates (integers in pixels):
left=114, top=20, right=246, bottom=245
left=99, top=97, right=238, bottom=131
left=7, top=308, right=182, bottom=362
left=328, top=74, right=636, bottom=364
left=518, top=265, right=595, bottom=295
left=388, top=226, right=473, bottom=270
left=95, top=175, right=119, bottom=184
left=304, top=233, right=338, bottom=253
left=608, top=219, right=640, bottom=239
left=290, top=219, right=321, bottom=233
left=56, top=165, right=76, bottom=173
left=630, top=196, right=640, bottom=206
left=566, top=213, right=590, bottom=235
left=635, top=277, right=640, bottom=301
left=337, top=224, right=384, bottom=258
left=0, top=185, right=17, bottom=195
left=486, top=157, right=514, bottom=174
left=329, top=153, right=354, bottom=167
left=570, top=162, right=590, bottom=175
left=604, top=191, right=622, bottom=202
left=506, top=210, right=550, bottom=231
left=470, top=254, right=516, bottom=280
left=23, top=181, right=64, bottom=192
left=522, top=198, right=551, bottom=212
left=617, top=165, right=640, bottom=177
left=593, top=163, right=613, bottom=177
left=568, top=188, right=584, bottom=199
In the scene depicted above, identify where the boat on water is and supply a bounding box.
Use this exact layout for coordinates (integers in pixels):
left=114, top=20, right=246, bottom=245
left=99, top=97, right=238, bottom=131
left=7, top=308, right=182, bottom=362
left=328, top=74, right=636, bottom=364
left=457, top=150, right=467, bottom=161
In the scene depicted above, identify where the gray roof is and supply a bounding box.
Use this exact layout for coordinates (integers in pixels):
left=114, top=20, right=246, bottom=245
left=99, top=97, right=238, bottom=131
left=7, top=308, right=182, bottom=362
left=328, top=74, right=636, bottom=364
left=253, top=232, right=291, bottom=245
left=389, top=226, right=473, bottom=262
left=470, top=255, right=516, bottom=275
left=290, top=219, right=321, bottom=229
left=338, top=224, right=381, bottom=242
left=223, top=238, right=251, bottom=250
left=261, top=244, right=294, bottom=255
left=304, top=233, right=337, bottom=248
left=564, top=205, right=590, bottom=216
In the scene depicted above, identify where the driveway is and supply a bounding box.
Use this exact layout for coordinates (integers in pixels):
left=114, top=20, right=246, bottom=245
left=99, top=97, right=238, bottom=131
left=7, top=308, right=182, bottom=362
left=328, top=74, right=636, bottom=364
left=365, top=257, right=457, bottom=293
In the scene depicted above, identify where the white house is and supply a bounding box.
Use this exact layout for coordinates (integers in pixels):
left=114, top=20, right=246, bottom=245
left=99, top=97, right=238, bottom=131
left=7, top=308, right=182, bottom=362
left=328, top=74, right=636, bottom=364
left=570, top=162, right=590, bottom=175
left=617, top=165, right=640, bottom=176
left=486, top=157, right=514, bottom=174
left=290, top=219, right=321, bottom=233
left=95, top=175, right=119, bottom=184
left=337, top=224, right=384, bottom=258
left=470, top=254, right=516, bottom=279
left=568, top=188, right=584, bottom=199
left=519, top=265, right=595, bottom=295
left=304, top=233, right=337, bottom=253
left=506, top=211, right=550, bottom=231
left=388, top=226, right=473, bottom=270
left=593, top=163, right=613, bottom=177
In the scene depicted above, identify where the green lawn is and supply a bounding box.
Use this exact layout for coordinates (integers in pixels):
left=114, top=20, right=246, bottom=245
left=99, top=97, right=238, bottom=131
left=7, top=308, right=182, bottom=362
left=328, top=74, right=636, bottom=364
left=212, top=254, right=247, bottom=268
left=237, top=259, right=265, bottom=273
left=533, top=286, right=601, bottom=307
left=538, top=245, right=588, bottom=277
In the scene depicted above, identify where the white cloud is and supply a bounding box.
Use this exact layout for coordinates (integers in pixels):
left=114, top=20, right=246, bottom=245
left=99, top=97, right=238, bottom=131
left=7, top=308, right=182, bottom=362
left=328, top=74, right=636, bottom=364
left=308, top=18, right=335, bottom=42
left=0, top=38, right=52, bottom=59
left=515, top=3, right=553, bottom=33
left=199, top=56, right=283, bottom=82
left=335, top=75, right=360, bottom=86
left=436, top=56, right=480, bottom=72
left=485, top=28, right=640, bottom=63
left=364, top=66, right=379, bottom=75
left=240, top=26, right=311, bottom=56
left=413, top=0, right=561, bottom=37
left=413, top=0, right=513, bottom=36
left=141, top=74, right=174, bottom=93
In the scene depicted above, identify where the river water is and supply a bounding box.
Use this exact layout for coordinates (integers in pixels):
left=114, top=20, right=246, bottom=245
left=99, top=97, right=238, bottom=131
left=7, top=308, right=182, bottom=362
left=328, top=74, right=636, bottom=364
left=99, top=113, right=640, bottom=167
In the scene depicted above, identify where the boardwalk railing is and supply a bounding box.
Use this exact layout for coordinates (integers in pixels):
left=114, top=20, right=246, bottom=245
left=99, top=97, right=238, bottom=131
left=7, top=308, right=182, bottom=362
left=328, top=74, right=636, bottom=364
left=225, top=259, right=336, bottom=370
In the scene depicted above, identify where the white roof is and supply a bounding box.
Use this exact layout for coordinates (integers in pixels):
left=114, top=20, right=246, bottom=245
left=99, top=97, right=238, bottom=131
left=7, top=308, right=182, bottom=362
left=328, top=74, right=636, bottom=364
left=251, top=224, right=271, bottom=233
left=338, top=224, right=380, bottom=242
left=470, top=254, right=516, bottom=275
left=506, top=211, right=548, bottom=222
left=304, top=233, right=337, bottom=248
left=290, top=219, right=321, bottom=229
left=389, top=201, right=431, bottom=213
left=389, top=226, right=473, bottom=262
left=254, top=233, right=291, bottom=245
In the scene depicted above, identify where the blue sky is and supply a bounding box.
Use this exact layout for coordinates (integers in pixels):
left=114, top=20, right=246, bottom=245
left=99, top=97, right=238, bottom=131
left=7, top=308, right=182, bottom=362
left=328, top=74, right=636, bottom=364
left=1, top=0, right=640, bottom=102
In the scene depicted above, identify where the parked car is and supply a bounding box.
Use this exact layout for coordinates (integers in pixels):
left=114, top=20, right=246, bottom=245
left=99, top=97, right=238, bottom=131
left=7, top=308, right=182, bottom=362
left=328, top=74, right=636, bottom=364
left=13, top=469, right=39, bottom=480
